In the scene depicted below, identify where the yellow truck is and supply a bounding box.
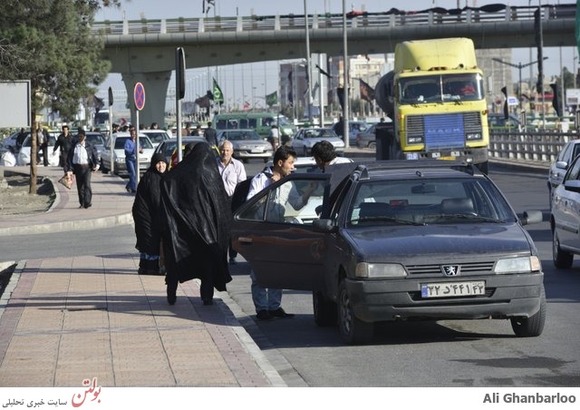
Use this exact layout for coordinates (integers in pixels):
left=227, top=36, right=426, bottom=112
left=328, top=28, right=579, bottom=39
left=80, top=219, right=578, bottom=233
left=374, top=37, right=489, bottom=173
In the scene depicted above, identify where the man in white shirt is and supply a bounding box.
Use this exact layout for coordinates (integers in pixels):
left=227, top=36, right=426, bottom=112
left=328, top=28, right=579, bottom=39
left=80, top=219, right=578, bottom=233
left=67, top=130, right=99, bottom=209
left=217, top=140, right=247, bottom=264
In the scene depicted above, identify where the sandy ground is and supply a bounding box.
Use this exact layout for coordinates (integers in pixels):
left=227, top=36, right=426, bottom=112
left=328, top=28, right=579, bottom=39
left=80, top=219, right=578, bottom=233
left=0, top=170, right=55, bottom=216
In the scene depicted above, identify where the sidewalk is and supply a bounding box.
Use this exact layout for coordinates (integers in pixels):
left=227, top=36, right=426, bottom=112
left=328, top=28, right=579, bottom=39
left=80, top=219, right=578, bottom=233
left=0, top=165, right=285, bottom=387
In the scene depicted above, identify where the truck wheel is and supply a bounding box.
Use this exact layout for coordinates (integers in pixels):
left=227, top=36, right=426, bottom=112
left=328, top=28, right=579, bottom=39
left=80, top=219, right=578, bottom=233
left=510, top=285, right=546, bottom=337
left=338, top=280, right=373, bottom=344
left=553, top=229, right=573, bottom=269
left=313, top=291, right=337, bottom=327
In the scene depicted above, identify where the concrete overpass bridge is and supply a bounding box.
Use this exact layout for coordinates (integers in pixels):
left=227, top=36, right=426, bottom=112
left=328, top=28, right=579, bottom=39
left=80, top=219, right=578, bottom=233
left=93, top=4, right=577, bottom=126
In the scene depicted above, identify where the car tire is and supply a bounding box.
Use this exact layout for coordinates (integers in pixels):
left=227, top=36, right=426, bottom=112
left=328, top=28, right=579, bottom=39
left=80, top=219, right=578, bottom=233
left=510, top=285, right=546, bottom=337
left=552, top=228, right=573, bottom=269
left=368, top=142, right=376, bottom=150
left=338, top=280, right=373, bottom=344
left=313, top=291, right=337, bottom=327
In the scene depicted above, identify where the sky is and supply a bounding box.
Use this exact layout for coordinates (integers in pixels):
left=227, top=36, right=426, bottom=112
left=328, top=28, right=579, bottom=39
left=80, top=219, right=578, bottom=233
left=94, top=0, right=578, bottom=110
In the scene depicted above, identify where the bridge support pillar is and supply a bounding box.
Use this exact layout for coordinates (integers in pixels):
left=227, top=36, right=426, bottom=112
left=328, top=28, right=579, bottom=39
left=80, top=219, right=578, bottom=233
left=121, top=71, right=171, bottom=129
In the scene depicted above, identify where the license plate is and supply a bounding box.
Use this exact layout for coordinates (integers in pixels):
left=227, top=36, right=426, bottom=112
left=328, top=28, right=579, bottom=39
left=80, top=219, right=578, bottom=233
left=251, top=148, right=264, bottom=153
left=421, top=281, right=485, bottom=298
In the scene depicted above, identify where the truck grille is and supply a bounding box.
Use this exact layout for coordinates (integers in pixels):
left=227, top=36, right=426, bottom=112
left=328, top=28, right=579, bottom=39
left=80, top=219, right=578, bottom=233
left=406, top=112, right=482, bottom=150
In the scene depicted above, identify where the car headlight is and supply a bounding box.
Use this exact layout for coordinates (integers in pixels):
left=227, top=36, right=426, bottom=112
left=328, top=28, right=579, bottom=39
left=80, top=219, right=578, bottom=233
left=494, top=256, right=541, bottom=274
left=355, top=262, right=407, bottom=278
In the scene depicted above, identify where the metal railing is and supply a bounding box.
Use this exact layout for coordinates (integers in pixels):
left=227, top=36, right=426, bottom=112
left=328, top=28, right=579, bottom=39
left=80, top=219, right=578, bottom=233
left=489, top=129, right=579, bottom=165
left=91, top=4, right=574, bottom=36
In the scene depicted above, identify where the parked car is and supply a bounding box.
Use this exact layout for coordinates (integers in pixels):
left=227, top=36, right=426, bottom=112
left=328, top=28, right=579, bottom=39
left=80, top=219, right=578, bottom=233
left=232, top=160, right=545, bottom=344
left=547, top=139, right=580, bottom=202
left=153, top=136, right=207, bottom=168
left=141, top=129, right=172, bottom=148
left=100, top=133, right=155, bottom=176
left=289, top=127, right=345, bottom=157
left=551, top=154, right=580, bottom=268
left=17, top=133, right=60, bottom=166
left=217, top=129, right=273, bottom=163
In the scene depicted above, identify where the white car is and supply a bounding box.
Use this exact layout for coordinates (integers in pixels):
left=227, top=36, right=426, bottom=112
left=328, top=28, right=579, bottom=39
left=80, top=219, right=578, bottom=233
left=141, top=129, right=172, bottom=148
left=547, top=139, right=580, bottom=202
left=289, top=127, right=345, bottom=157
left=100, top=132, right=155, bottom=176
left=17, top=134, right=60, bottom=166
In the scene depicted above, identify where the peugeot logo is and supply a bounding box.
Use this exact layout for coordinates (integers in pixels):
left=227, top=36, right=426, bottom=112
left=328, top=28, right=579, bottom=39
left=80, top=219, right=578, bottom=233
left=442, top=265, right=460, bottom=276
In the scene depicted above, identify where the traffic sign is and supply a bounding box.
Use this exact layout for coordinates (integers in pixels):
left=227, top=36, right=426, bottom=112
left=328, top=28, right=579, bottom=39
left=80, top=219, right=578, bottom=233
left=134, top=82, right=146, bottom=111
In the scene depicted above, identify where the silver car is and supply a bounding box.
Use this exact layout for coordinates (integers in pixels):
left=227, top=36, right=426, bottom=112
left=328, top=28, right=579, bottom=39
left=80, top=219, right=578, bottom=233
left=289, top=127, right=345, bottom=157
left=547, top=139, right=580, bottom=203
left=217, top=129, right=273, bottom=163
left=101, top=133, right=155, bottom=176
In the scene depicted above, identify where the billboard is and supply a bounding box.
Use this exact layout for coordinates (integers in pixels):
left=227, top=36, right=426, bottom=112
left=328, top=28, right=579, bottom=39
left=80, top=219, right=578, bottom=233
left=0, top=81, right=31, bottom=128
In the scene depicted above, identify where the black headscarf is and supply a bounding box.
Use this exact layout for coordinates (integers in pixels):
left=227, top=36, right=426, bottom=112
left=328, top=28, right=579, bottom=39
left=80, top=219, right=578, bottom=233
left=132, top=152, right=168, bottom=255
left=160, top=142, right=232, bottom=290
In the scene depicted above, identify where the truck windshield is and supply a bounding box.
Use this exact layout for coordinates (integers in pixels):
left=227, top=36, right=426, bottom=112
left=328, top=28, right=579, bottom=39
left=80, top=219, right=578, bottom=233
left=399, top=74, right=483, bottom=104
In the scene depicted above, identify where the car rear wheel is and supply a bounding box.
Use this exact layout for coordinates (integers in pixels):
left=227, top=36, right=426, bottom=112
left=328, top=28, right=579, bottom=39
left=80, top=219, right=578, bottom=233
left=553, top=228, right=573, bottom=269
left=338, top=280, right=373, bottom=344
left=313, top=291, right=337, bottom=327
left=368, top=142, right=376, bottom=150
left=510, top=285, right=546, bottom=337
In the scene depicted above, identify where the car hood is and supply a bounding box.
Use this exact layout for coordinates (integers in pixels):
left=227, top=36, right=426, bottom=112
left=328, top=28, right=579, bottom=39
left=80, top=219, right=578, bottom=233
left=343, top=223, right=534, bottom=262
left=304, top=138, right=345, bottom=148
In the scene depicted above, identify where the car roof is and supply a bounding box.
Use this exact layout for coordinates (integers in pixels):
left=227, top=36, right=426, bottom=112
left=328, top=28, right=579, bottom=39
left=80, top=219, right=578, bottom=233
left=350, top=160, right=484, bottom=181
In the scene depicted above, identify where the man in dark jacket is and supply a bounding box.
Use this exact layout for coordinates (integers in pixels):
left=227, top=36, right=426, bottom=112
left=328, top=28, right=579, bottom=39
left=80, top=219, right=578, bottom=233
left=53, top=125, right=74, bottom=173
left=66, top=130, right=99, bottom=209
left=160, top=142, right=231, bottom=306
left=203, top=121, right=218, bottom=148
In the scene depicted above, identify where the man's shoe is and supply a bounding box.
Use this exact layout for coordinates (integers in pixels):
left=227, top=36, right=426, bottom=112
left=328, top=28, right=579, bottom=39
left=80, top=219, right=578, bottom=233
left=269, top=307, right=295, bottom=318
left=167, top=284, right=177, bottom=306
left=256, top=310, right=272, bottom=321
left=84, top=203, right=92, bottom=208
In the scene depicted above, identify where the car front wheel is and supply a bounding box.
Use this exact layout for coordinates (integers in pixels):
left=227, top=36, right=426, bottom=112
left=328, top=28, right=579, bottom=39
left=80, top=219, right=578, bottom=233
left=338, top=280, right=373, bottom=344
left=510, top=285, right=546, bottom=337
left=553, top=228, right=573, bottom=269
left=313, top=291, right=337, bottom=327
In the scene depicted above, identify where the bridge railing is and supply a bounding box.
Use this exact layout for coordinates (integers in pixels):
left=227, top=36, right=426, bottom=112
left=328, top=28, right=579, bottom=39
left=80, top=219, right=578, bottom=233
left=489, top=129, right=578, bottom=166
left=92, top=4, right=574, bottom=36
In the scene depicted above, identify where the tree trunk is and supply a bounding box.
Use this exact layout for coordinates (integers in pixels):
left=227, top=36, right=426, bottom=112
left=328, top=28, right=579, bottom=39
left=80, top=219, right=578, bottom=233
left=29, top=113, right=38, bottom=194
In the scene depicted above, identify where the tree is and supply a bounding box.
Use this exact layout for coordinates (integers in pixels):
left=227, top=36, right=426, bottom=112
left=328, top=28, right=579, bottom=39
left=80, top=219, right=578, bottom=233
left=0, top=0, right=115, bottom=193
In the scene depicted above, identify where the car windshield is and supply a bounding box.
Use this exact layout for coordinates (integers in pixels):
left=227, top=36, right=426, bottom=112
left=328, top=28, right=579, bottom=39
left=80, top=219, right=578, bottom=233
left=114, top=136, right=153, bottom=149
left=303, top=129, right=337, bottom=139
left=85, top=134, right=104, bottom=145
left=145, top=132, right=169, bottom=143
left=348, top=177, right=515, bottom=226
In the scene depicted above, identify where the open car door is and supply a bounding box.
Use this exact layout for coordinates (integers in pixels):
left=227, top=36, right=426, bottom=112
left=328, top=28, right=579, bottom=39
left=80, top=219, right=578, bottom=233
left=232, top=172, right=331, bottom=291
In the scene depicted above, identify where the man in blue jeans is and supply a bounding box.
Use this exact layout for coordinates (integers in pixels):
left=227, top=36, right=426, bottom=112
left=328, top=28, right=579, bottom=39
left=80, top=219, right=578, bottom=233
left=124, top=126, right=142, bottom=193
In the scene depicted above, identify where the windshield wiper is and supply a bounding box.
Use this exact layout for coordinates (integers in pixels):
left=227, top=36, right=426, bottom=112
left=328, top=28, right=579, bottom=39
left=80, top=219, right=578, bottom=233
left=352, top=216, right=425, bottom=226
left=426, top=214, right=502, bottom=223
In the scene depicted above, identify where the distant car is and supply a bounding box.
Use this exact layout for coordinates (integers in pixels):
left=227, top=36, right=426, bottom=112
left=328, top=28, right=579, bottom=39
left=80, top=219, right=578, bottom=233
left=1, top=132, right=20, bottom=154
left=83, top=131, right=106, bottom=165
left=232, top=160, right=545, bottom=344
left=547, top=139, right=580, bottom=202
left=355, top=124, right=377, bottom=149
left=153, top=136, right=207, bottom=168
left=488, top=113, right=522, bottom=130
left=217, top=129, right=273, bottom=163
left=332, top=120, right=370, bottom=145
left=17, top=133, right=60, bottom=166
left=289, top=127, right=345, bottom=157
left=141, top=129, right=172, bottom=148
left=551, top=154, right=580, bottom=268
left=100, top=133, right=155, bottom=176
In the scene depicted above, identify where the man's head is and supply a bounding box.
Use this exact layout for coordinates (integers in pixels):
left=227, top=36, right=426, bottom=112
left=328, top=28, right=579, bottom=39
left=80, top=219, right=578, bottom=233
left=311, top=140, right=337, bottom=170
left=129, top=126, right=137, bottom=139
left=219, top=140, right=234, bottom=163
left=77, top=130, right=86, bottom=143
left=272, top=146, right=297, bottom=177
left=62, top=125, right=69, bottom=134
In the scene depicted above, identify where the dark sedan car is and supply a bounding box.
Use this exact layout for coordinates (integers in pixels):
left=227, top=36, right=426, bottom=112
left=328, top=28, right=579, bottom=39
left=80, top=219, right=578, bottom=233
left=232, top=160, right=545, bottom=344
left=153, top=136, right=207, bottom=168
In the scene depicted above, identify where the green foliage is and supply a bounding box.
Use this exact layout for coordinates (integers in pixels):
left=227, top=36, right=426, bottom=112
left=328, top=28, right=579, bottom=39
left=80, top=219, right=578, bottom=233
left=0, top=0, right=114, bottom=121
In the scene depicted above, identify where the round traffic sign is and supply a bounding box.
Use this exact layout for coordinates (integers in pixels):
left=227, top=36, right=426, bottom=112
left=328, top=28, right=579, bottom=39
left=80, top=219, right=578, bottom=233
left=134, top=82, right=146, bottom=111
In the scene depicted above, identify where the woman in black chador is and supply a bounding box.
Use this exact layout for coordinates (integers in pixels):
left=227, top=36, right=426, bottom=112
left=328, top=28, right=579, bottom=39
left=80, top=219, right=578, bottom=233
left=132, top=153, right=168, bottom=275
left=160, top=142, right=232, bottom=306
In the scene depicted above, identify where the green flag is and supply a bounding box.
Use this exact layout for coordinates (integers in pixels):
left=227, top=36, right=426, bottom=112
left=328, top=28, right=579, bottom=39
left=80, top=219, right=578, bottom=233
left=266, top=91, right=278, bottom=106
left=212, top=78, right=224, bottom=105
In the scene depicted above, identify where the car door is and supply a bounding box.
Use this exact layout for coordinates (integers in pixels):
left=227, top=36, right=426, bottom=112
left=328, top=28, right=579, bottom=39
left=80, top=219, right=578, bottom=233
left=553, top=157, right=580, bottom=250
left=232, top=173, right=330, bottom=291
left=291, top=131, right=305, bottom=152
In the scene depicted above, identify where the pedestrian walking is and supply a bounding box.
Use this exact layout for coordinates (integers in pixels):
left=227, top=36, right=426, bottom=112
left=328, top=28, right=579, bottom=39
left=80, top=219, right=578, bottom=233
left=53, top=125, right=74, bottom=173
left=66, top=130, right=99, bottom=209
left=161, top=142, right=232, bottom=306
left=132, top=153, right=168, bottom=275
left=38, top=127, right=49, bottom=166
left=124, top=126, right=142, bottom=193
left=217, top=139, right=247, bottom=264
left=204, top=121, right=218, bottom=148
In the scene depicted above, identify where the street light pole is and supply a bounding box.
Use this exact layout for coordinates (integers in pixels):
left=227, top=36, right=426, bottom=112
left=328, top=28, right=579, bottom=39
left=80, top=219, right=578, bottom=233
left=304, top=0, right=313, bottom=123
left=492, top=57, right=548, bottom=111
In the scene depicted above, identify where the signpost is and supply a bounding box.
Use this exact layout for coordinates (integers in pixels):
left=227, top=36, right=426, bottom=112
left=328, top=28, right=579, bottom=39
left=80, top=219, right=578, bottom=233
left=108, top=87, right=115, bottom=174
left=134, top=82, right=145, bottom=185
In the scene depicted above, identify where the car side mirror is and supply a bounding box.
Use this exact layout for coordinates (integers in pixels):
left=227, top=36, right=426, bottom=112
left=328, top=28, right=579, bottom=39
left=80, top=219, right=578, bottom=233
left=555, top=161, right=568, bottom=170
left=312, top=218, right=337, bottom=233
